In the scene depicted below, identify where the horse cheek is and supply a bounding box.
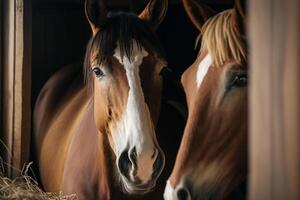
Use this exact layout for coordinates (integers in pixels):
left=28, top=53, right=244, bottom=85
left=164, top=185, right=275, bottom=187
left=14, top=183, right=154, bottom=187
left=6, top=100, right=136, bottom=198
left=94, top=85, right=108, bottom=133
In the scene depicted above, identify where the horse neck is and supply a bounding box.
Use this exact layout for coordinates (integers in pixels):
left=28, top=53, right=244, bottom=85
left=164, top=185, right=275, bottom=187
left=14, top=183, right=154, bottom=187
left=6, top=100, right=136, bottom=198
left=66, top=98, right=117, bottom=199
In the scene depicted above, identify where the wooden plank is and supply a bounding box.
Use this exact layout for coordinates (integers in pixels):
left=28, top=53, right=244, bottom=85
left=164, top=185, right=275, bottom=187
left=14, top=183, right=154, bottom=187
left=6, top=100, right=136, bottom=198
left=249, top=0, right=274, bottom=198
left=3, top=0, right=15, bottom=176
left=2, top=0, right=32, bottom=177
left=21, top=0, right=32, bottom=168
left=0, top=0, right=3, bottom=155
left=249, top=0, right=300, bottom=199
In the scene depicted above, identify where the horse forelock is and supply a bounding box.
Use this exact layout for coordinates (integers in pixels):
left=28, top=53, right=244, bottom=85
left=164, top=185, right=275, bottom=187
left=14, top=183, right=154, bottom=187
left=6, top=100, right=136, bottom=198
left=201, top=9, right=247, bottom=67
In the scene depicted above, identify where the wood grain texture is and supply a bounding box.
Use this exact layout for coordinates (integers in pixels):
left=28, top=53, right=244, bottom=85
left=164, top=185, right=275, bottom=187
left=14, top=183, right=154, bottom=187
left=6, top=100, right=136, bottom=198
left=0, top=0, right=3, bottom=155
left=2, top=0, right=32, bottom=177
left=249, top=0, right=300, bottom=199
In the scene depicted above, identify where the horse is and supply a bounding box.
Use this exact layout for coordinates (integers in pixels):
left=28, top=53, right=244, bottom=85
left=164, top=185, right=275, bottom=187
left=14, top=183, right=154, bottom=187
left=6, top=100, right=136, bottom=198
left=164, top=0, right=248, bottom=199
left=33, top=0, right=171, bottom=199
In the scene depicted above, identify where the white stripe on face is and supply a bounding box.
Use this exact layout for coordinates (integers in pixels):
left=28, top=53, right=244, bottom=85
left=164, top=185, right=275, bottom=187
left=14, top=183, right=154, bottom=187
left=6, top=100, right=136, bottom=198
left=196, top=54, right=212, bottom=88
left=112, top=40, right=158, bottom=183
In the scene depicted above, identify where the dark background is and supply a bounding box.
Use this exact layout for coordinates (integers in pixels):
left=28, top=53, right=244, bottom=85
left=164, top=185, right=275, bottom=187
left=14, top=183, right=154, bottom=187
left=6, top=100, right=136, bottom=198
left=31, top=0, right=234, bottom=106
left=31, top=0, right=200, bottom=106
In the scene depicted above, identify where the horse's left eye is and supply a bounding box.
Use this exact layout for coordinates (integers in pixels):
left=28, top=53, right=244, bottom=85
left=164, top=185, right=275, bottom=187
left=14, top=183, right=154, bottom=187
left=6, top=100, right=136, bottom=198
left=229, top=73, right=247, bottom=89
left=92, top=66, right=105, bottom=78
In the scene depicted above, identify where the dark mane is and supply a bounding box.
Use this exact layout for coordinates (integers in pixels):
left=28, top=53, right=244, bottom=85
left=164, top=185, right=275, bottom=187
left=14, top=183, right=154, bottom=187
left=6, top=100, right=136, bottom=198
left=84, top=11, right=164, bottom=92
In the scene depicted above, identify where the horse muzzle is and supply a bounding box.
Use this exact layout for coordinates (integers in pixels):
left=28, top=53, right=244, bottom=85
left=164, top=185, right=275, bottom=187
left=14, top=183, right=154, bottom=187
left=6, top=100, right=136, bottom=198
left=164, top=179, right=223, bottom=200
left=117, top=146, right=165, bottom=194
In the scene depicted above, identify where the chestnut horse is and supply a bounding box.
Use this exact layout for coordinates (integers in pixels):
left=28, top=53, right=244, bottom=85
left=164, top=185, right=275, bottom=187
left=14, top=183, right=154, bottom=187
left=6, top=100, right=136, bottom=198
left=164, top=0, right=247, bottom=199
left=34, top=0, right=170, bottom=199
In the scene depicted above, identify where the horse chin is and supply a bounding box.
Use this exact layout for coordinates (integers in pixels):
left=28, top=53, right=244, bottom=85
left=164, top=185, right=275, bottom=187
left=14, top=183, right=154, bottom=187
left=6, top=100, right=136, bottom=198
left=120, top=177, right=156, bottom=195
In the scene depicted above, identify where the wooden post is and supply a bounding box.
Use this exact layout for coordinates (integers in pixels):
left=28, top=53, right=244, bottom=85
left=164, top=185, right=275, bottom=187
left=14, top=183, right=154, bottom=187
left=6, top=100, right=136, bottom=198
left=2, top=0, right=32, bottom=177
left=0, top=0, right=3, bottom=157
left=249, top=0, right=300, bottom=199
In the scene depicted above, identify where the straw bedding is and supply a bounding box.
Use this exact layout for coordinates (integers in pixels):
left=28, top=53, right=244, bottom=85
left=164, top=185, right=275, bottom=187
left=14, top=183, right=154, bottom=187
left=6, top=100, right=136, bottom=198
left=0, top=159, right=78, bottom=200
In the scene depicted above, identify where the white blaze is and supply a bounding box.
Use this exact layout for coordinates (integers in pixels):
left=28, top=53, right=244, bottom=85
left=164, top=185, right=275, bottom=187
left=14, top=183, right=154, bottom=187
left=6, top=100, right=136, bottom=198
left=196, top=54, right=212, bottom=88
left=112, top=40, right=158, bottom=183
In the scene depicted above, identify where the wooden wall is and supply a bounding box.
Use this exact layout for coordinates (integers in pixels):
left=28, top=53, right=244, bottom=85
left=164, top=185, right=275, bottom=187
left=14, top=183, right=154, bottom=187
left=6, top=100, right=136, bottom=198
left=2, top=0, right=32, bottom=177
left=249, top=0, right=300, bottom=199
left=0, top=0, right=3, bottom=156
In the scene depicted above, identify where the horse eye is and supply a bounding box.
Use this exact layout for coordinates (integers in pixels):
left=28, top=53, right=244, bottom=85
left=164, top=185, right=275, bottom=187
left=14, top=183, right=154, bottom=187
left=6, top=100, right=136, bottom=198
left=229, top=73, right=247, bottom=89
left=92, top=66, right=105, bottom=78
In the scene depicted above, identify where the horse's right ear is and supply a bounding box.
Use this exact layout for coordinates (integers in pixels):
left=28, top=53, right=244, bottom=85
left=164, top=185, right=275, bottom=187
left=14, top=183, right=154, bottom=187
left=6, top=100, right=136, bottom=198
left=182, top=0, right=216, bottom=32
left=138, top=0, right=168, bottom=32
left=85, top=0, right=108, bottom=35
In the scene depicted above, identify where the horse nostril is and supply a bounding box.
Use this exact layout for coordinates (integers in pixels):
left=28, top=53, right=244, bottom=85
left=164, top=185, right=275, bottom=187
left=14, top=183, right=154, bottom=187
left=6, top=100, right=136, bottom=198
left=118, top=149, right=133, bottom=179
left=118, top=147, right=139, bottom=181
left=177, top=187, right=190, bottom=200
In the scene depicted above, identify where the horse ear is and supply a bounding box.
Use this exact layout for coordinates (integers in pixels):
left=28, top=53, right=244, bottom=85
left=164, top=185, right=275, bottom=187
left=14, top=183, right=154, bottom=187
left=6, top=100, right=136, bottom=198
left=182, top=0, right=216, bottom=32
left=139, top=0, right=168, bottom=31
left=232, top=0, right=247, bottom=36
left=85, top=0, right=108, bottom=35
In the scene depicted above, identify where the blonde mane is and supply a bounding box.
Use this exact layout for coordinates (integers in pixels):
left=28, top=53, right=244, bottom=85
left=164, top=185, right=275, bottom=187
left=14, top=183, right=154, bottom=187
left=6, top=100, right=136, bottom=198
left=200, top=9, right=246, bottom=67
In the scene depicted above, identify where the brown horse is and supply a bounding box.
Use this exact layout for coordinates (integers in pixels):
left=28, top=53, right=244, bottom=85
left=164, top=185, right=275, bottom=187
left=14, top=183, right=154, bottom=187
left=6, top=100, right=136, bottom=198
left=164, top=0, right=247, bottom=199
left=34, top=0, right=170, bottom=199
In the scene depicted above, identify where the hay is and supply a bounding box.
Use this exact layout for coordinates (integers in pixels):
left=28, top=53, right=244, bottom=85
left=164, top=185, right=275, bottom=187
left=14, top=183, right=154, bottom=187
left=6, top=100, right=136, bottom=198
left=0, top=159, right=78, bottom=200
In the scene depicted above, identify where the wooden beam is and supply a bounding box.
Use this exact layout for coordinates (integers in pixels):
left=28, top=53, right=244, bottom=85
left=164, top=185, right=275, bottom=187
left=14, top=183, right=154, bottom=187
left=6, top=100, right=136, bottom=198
left=0, top=0, right=3, bottom=158
left=2, top=0, right=32, bottom=177
left=249, top=0, right=300, bottom=199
